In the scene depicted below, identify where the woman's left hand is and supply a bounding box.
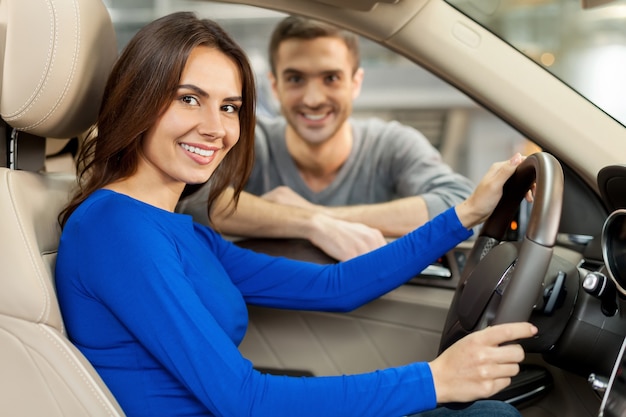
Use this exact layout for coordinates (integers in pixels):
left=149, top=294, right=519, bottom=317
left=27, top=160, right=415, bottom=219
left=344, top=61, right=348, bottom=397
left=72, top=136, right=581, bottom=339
left=456, top=153, right=531, bottom=229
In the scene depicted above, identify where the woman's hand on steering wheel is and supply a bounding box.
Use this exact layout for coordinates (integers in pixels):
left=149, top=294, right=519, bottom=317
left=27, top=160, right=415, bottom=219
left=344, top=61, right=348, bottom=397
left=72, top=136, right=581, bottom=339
left=429, top=322, right=538, bottom=404
left=456, top=153, right=529, bottom=229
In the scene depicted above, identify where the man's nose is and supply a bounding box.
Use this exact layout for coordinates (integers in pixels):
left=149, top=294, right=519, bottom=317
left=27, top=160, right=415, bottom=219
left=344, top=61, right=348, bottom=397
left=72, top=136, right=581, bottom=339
left=301, top=80, right=325, bottom=107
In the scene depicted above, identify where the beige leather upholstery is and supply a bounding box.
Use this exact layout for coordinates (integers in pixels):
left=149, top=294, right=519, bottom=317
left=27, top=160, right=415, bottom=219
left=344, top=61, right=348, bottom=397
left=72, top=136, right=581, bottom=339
left=0, top=171, right=125, bottom=416
left=0, top=0, right=115, bottom=139
left=0, top=0, right=124, bottom=415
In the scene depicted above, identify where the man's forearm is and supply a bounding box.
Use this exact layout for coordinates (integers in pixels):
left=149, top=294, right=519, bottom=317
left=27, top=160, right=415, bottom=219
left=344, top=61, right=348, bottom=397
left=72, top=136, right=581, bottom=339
left=323, top=196, right=430, bottom=237
left=210, top=189, right=389, bottom=261
left=256, top=187, right=432, bottom=237
left=211, top=189, right=318, bottom=239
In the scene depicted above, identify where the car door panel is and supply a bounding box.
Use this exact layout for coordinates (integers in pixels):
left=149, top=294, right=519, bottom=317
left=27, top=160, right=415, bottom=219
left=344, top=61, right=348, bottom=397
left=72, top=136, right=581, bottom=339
left=240, top=283, right=453, bottom=376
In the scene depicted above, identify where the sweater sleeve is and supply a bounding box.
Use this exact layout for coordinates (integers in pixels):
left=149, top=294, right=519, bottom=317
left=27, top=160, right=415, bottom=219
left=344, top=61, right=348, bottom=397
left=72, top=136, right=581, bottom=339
left=224, top=207, right=472, bottom=311
left=379, top=120, right=475, bottom=219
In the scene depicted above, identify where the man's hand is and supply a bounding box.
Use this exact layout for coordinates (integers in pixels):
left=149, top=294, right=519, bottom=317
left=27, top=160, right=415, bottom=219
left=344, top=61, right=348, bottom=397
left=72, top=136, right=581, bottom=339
left=212, top=188, right=387, bottom=261
left=429, top=322, right=538, bottom=404
left=262, top=187, right=388, bottom=260
left=308, top=213, right=388, bottom=261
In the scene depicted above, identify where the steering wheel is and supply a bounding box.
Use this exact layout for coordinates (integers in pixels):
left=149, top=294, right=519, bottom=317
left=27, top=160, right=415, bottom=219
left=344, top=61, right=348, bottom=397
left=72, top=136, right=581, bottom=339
left=438, top=152, right=563, bottom=353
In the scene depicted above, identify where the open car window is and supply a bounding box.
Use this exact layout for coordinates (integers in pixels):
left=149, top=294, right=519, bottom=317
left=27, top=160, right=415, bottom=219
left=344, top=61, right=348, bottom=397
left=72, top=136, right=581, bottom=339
left=105, top=0, right=613, bottom=251
left=105, top=1, right=534, bottom=185
left=447, top=0, right=626, bottom=127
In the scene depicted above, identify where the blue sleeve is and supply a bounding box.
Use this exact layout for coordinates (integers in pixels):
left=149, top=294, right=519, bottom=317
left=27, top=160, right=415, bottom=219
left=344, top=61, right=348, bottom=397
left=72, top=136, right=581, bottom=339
left=61, top=199, right=443, bottom=416
left=222, top=207, right=471, bottom=311
left=60, top=198, right=468, bottom=416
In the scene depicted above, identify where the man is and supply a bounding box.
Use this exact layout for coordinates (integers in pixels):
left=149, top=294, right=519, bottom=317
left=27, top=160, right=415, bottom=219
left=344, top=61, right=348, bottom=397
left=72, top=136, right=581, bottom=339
left=177, top=15, right=474, bottom=261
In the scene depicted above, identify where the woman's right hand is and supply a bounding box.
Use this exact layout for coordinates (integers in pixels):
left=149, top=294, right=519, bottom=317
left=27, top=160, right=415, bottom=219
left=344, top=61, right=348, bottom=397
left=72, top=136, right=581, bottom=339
left=455, top=153, right=530, bottom=229
left=428, top=322, right=538, bottom=404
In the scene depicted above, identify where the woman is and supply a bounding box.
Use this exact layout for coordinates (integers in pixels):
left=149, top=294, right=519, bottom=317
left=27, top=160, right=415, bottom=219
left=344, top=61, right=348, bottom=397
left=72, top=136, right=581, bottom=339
left=56, top=11, right=535, bottom=417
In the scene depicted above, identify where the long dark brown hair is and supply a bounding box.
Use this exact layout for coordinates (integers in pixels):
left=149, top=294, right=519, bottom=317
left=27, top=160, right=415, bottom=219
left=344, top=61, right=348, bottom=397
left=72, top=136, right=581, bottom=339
left=60, top=12, right=256, bottom=227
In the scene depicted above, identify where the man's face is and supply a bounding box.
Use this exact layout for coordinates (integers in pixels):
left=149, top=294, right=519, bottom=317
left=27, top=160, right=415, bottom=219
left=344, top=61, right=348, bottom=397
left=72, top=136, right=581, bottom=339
left=270, top=36, right=363, bottom=146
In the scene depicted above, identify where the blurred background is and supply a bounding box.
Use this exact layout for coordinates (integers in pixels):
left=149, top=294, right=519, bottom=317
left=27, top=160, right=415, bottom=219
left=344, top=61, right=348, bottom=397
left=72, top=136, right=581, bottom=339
left=100, top=0, right=626, bottom=183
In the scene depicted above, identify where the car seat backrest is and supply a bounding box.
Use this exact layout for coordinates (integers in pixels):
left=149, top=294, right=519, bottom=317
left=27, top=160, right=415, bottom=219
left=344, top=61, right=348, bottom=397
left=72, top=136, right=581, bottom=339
left=0, top=0, right=125, bottom=415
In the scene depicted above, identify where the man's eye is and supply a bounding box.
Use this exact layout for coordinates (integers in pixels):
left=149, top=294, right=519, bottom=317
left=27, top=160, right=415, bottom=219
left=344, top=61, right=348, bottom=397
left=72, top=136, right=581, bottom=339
left=286, top=75, right=302, bottom=84
left=325, top=74, right=340, bottom=83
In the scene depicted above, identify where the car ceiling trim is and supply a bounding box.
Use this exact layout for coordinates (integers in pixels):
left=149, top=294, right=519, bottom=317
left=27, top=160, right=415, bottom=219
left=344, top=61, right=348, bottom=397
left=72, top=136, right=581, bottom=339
left=215, top=0, right=428, bottom=43
left=309, top=0, right=401, bottom=13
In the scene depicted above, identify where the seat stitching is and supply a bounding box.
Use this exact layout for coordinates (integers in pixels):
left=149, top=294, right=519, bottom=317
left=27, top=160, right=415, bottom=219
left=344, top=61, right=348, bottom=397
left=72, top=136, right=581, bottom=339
left=39, top=324, right=122, bottom=416
left=4, top=0, right=80, bottom=131
left=2, top=2, right=54, bottom=121
left=2, top=0, right=54, bottom=118
left=5, top=171, right=50, bottom=323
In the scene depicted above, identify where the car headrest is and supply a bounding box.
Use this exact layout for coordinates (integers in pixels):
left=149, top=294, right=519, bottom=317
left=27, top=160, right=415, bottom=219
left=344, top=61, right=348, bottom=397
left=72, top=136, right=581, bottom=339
left=0, top=0, right=117, bottom=139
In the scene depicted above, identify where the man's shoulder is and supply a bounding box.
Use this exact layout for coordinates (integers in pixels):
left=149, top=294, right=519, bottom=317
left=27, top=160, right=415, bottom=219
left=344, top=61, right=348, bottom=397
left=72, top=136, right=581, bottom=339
left=252, top=115, right=289, bottom=164
left=255, top=115, right=286, bottom=142
left=353, top=117, right=419, bottom=136
left=352, top=117, right=428, bottom=147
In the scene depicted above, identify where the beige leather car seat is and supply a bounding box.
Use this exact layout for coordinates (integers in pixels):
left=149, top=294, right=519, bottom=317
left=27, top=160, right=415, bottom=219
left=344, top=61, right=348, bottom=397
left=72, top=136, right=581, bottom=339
left=0, top=0, right=125, bottom=415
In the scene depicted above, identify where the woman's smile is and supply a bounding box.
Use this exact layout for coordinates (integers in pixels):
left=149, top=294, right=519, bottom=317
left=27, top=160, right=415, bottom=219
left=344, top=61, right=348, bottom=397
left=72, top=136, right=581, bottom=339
left=180, top=142, right=220, bottom=165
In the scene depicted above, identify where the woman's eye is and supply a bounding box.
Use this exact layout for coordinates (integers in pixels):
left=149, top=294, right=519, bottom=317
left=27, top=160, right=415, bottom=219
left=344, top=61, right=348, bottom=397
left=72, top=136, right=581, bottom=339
left=223, top=104, right=240, bottom=114
left=180, top=95, right=199, bottom=106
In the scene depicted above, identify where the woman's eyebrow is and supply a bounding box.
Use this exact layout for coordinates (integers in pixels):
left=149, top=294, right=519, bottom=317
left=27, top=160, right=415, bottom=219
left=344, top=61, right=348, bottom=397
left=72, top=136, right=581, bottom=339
left=178, top=84, right=209, bottom=97
left=224, top=96, right=243, bottom=103
left=178, top=84, right=242, bottom=102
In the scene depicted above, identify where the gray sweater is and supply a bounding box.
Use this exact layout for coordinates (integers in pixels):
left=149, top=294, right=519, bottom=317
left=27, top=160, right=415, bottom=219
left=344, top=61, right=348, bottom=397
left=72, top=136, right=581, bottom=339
left=178, top=115, right=474, bottom=224
left=247, top=116, right=474, bottom=217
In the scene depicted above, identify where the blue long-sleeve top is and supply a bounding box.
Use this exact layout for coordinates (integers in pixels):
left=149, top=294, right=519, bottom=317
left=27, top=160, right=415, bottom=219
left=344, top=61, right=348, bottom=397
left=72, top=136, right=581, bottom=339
left=55, top=189, right=472, bottom=417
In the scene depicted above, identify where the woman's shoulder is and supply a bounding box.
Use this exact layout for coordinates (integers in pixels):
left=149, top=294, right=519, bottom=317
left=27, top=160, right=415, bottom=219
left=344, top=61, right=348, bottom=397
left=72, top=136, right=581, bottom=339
left=75, top=189, right=145, bottom=218
left=63, top=190, right=201, bottom=259
left=69, top=189, right=183, bottom=231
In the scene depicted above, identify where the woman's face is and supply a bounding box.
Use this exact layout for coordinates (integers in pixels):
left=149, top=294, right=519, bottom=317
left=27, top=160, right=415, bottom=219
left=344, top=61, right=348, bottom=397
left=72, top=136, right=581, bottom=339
left=139, top=46, right=243, bottom=189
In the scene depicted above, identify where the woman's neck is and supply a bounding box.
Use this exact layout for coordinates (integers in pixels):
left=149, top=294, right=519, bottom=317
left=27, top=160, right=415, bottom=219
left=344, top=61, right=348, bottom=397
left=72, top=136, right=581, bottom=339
left=104, top=175, right=184, bottom=212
